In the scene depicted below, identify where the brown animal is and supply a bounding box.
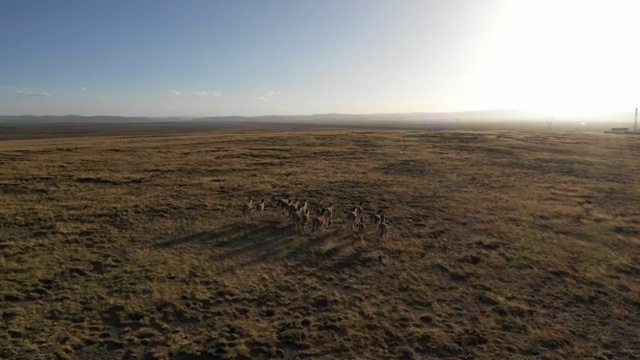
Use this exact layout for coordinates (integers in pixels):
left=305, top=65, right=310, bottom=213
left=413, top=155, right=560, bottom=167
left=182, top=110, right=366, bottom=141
left=353, top=213, right=366, bottom=234
left=353, top=201, right=364, bottom=217
left=241, top=197, right=254, bottom=222
left=371, top=209, right=384, bottom=226
left=288, top=201, right=300, bottom=222
left=345, top=210, right=359, bottom=232
left=279, top=198, right=292, bottom=216
left=298, top=209, right=311, bottom=231
left=256, top=199, right=266, bottom=217
left=352, top=213, right=367, bottom=243
left=311, top=214, right=326, bottom=236
left=300, top=199, right=309, bottom=213
left=376, top=214, right=389, bottom=240
left=321, top=205, right=334, bottom=227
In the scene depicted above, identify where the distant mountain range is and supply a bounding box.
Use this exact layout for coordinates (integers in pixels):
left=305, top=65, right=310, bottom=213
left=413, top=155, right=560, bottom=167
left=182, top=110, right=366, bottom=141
left=0, top=109, right=637, bottom=131
left=0, top=115, right=193, bottom=123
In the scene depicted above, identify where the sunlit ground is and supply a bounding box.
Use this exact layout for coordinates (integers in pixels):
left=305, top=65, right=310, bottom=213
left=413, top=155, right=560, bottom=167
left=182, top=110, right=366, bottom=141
left=1, top=127, right=639, bottom=359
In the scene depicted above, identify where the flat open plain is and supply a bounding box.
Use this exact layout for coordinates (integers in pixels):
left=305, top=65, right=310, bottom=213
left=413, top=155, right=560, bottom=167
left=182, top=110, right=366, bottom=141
left=1, top=125, right=639, bottom=359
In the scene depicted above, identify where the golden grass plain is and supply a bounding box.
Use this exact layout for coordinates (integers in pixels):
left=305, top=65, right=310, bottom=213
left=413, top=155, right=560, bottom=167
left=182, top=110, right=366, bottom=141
left=1, top=128, right=639, bottom=359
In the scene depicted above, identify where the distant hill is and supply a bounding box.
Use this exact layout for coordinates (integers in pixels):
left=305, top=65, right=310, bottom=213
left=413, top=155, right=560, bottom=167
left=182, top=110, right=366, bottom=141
left=0, top=115, right=191, bottom=123
left=194, top=110, right=547, bottom=124
left=0, top=109, right=637, bottom=131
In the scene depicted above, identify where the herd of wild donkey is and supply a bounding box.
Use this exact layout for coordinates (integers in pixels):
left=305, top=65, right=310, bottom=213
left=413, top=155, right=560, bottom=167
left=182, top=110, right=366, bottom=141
left=240, top=196, right=389, bottom=241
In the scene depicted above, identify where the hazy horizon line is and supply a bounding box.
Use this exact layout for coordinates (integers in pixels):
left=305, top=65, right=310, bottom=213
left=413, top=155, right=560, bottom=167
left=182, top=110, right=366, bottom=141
left=1, top=107, right=637, bottom=119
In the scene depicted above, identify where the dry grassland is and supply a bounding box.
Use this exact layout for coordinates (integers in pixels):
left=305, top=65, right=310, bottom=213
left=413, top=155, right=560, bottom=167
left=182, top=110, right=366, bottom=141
left=1, top=129, right=639, bottom=359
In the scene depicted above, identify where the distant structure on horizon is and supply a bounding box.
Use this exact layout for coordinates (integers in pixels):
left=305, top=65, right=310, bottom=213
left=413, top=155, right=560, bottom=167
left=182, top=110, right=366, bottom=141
left=604, top=106, right=640, bottom=135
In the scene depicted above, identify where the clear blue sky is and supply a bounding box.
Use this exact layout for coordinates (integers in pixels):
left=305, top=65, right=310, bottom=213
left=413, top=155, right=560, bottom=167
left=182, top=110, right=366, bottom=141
left=1, top=0, right=638, bottom=116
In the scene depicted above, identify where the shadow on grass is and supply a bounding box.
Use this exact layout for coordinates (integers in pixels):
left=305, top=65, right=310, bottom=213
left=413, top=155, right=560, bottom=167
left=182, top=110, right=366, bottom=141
left=154, top=224, right=243, bottom=249
left=220, top=223, right=363, bottom=268
left=156, top=220, right=374, bottom=269
left=219, top=222, right=302, bottom=263
left=155, top=220, right=310, bottom=262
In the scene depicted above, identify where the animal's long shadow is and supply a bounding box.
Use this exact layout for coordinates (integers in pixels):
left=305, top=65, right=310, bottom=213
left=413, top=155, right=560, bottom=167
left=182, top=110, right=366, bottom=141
left=154, top=224, right=245, bottom=249
left=242, top=227, right=356, bottom=267
left=215, top=222, right=366, bottom=267
left=217, top=222, right=303, bottom=263
left=156, top=219, right=370, bottom=268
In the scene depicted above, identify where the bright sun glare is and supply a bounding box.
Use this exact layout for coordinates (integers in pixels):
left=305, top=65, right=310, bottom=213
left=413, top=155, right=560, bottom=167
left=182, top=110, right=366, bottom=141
left=477, top=0, right=640, bottom=117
